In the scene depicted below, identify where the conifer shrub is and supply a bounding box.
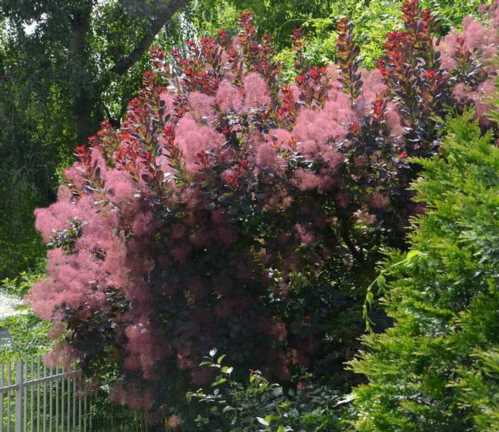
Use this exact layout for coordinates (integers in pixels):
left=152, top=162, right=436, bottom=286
left=350, top=113, right=499, bottom=432
left=28, top=0, right=498, bottom=421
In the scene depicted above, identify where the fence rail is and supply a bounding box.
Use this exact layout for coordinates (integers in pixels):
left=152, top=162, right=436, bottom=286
left=0, top=358, right=148, bottom=432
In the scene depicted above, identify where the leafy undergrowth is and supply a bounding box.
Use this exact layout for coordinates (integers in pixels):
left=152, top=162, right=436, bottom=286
left=0, top=262, right=51, bottom=363
left=0, top=314, right=51, bottom=363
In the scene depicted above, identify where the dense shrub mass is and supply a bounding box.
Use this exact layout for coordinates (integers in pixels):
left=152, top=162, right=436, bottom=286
left=350, top=114, right=499, bottom=432
left=29, top=0, right=498, bottom=422
left=180, top=113, right=499, bottom=432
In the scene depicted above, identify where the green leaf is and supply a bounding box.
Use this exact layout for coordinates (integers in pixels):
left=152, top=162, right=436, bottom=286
left=406, top=250, right=425, bottom=262
left=256, top=417, right=269, bottom=426
left=221, top=366, right=234, bottom=375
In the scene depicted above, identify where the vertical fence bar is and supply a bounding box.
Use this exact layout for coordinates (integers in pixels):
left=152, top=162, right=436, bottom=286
left=55, top=368, right=59, bottom=432
left=36, top=360, right=42, bottom=432
left=60, top=366, right=64, bottom=432
left=48, top=369, right=52, bottom=432
left=42, top=365, right=46, bottom=432
left=1, top=364, right=4, bottom=432
left=22, top=364, right=26, bottom=432
left=32, top=362, right=35, bottom=432
left=88, top=396, right=92, bottom=432
left=82, top=393, right=87, bottom=432
left=66, top=372, right=70, bottom=432
left=77, top=380, right=82, bottom=432
left=61, top=367, right=64, bottom=432
left=25, top=361, right=28, bottom=432
left=36, top=362, right=40, bottom=432
left=15, top=362, right=23, bottom=432
left=30, top=360, right=34, bottom=432
left=60, top=367, right=64, bottom=432
left=72, top=377, right=76, bottom=431
left=7, top=362, right=12, bottom=432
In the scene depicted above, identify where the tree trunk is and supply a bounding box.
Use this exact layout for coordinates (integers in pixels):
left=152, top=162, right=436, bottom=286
left=111, top=0, right=187, bottom=76
left=69, top=1, right=94, bottom=145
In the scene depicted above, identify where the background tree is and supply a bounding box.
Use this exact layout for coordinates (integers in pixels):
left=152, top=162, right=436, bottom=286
left=0, top=0, right=187, bottom=277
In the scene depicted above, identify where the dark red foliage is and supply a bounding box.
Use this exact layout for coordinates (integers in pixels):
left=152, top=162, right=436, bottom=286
left=30, top=0, right=498, bottom=420
left=336, top=17, right=362, bottom=100
left=377, top=4, right=451, bottom=156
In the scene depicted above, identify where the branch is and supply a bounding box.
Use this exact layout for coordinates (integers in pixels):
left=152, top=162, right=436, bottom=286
left=338, top=211, right=365, bottom=264
left=111, top=0, right=187, bottom=76
left=69, top=2, right=94, bottom=143
left=103, top=103, right=120, bottom=128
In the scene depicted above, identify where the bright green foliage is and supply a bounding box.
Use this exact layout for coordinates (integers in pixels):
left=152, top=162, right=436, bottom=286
left=457, top=349, right=499, bottom=430
left=0, top=314, right=51, bottom=363
left=0, top=264, right=50, bottom=363
left=350, top=113, right=499, bottom=432
left=189, top=0, right=489, bottom=69
left=0, top=261, right=45, bottom=297
left=423, top=0, right=492, bottom=31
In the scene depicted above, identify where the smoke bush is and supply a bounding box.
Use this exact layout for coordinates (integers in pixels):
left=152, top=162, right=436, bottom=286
left=29, top=0, right=498, bottom=421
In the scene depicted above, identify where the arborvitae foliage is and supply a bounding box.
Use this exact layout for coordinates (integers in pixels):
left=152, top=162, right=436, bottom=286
left=350, top=113, right=499, bottom=432
left=29, top=0, right=497, bottom=423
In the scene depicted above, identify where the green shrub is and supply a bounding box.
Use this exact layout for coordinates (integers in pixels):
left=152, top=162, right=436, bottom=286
left=350, top=112, right=499, bottom=431
left=182, top=350, right=351, bottom=432
left=189, top=0, right=490, bottom=69
left=0, top=264, right=50, bottom=363
left=0, top=177, right=46, bottom=279
left=0, top=260, right=46, bottom=297
left=0, top=314, right=51, bottom=363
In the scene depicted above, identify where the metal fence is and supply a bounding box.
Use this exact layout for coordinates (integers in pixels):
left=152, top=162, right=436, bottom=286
left=0, top=359, right=89, bottom=432
left=0, top=358, right=148, bottom=432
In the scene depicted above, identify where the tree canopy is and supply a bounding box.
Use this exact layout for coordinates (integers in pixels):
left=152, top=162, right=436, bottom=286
left=0, top=0, right=188, bottom=277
